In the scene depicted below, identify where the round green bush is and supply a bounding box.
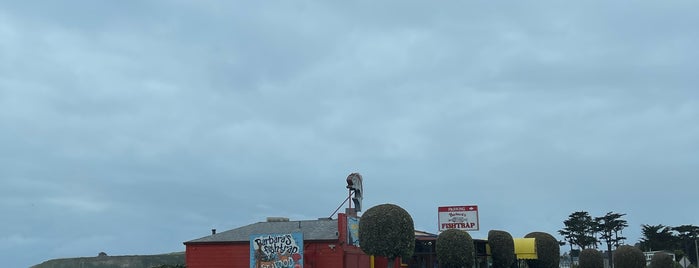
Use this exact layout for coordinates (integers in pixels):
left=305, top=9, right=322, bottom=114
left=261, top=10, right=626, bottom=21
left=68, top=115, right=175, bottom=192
left=524, top=232, right=560, bottom=268
left=488, top=230, right=515, bottom=268
left=358, top=204, right=415, bottom=262
left=437, top=229, right=475, bottom=268
left=614, top=245, right=646, bottom=268
left=579, top=249, right=604, bottom=268
left=650, top=252, right=674, bottom=268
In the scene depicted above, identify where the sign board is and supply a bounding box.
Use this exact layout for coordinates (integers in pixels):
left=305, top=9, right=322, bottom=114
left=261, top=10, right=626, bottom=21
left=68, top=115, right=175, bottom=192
left=680, top=257, right=690, bottom=268
left=250, top=232, right=303, bottom=268
left=347, top=216, right=360, bottom=246
left=438, top=205, right=479, bottom=231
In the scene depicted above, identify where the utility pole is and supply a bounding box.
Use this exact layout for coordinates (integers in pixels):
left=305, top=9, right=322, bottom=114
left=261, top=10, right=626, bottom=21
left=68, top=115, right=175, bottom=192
left=694, top=237, right=698, bottom=268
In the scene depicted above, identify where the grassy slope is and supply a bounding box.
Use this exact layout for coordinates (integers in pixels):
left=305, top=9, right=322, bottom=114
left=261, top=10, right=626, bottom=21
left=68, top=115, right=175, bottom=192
left=30, top=252, right=185, bottom=268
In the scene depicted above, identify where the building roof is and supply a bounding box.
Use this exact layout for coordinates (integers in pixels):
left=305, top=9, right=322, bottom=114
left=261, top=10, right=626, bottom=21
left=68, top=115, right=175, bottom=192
left=415, top=230, right=438, bottom=240
left=185, top=218, right=339, bottom=244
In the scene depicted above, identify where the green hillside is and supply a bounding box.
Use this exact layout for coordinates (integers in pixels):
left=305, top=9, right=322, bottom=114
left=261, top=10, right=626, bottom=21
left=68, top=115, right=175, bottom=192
left=31, top=252, right=185, bottom=268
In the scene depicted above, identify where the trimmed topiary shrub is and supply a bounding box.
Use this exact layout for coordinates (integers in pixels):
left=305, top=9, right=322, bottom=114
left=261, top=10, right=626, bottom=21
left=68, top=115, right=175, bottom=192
left=359, top=203, right=415, bottom=268
left=614, top=245, right=646, bottom=268
left=650, top=252, right=674, bottom=268
left=488, top=230, right=515, bottom=268
left=436, top=229, right=475, bottom=268
left=579, top=249, right=604, bottom=268
left=524, top=232, right=560, bottom=268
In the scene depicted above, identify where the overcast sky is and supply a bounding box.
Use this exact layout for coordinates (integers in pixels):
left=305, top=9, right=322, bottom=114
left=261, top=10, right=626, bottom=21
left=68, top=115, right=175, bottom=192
left=2, top=1, right=698, bottom=267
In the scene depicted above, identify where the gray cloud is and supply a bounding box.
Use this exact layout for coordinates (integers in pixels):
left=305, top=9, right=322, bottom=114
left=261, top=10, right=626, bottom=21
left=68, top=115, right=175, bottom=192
left=2, top=1, right=698, bottom=267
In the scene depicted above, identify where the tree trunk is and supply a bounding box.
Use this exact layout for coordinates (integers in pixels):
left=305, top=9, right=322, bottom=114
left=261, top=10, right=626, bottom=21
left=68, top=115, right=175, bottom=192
left=607, top=243, right=613, bottom=268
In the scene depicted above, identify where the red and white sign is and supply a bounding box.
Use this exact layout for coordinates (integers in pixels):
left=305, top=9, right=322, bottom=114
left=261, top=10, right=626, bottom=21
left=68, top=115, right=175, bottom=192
left=438, top=205, right=479, bottom=232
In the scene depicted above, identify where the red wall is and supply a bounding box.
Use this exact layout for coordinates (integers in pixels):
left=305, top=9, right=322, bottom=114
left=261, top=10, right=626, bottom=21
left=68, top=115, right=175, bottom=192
left=186, top=243, right=248, bottom=268
left=375, top=257, right=408, bottom=268
left=186, top=213, right=385, bottom=268
left=304, top=241, right=343, bottom=268
left=344, top=249, right=373, bottom=267
left=185, top=241, right=367, bottom=268
left=186, top=243, right=410, bottom=268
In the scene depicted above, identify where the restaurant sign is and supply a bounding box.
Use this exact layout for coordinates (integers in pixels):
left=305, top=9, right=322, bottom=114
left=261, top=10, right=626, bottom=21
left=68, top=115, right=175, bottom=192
left=250, top=232, right=303, bottom=268
left=438, top=205, right=479, bottom=232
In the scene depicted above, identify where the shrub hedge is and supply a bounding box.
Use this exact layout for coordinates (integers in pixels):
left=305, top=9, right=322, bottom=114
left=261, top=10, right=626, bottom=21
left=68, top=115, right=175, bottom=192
left=614, top=245, right=646, bottom=268
left=650, top=252, right=674, bottom=268
left=579, top=249, right=604, bottom=268
left=488, top=230, right=515, bottom=268
left=358, top=204, right=415, bottom=262
left=524, top=232, right=560, bottom=268
left=436, top=229, right=475, bottom=268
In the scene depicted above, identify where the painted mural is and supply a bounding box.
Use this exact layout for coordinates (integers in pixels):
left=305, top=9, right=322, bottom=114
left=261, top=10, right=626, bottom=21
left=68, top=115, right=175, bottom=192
left=347, top=216, right=360, bottom=246
left=250, top=232, right=304, bottom=268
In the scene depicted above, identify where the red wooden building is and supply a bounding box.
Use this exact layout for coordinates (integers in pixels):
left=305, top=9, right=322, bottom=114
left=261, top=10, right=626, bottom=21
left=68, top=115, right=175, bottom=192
left=184, top=212, right=403, bottom=268
left=184, top=173, right=495, bottom=267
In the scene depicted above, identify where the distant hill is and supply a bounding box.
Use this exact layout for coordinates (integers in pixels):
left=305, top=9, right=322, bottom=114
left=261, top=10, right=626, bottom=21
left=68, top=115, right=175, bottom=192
left=30, top=252, right=185, bottom=268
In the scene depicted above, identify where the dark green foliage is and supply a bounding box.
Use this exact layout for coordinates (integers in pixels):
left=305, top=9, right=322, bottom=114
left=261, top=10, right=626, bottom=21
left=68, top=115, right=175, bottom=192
left=638, top=224, right=699, bottom=265
left=672, top=250, right=685, bottom=263
left=614, top=245, right=646, bottom=268
left=488, top=230, right=515, bottom=268
left=31, top=252, right=185, bottom=268
left=672, top=225, right=699, bottom=265
left=650, top=252, right=674, bottom=268
left=359, top=203, right=415, bottom=266
left=596, top=212, right=628, bottom=267
left=579, top=249, right=604, bottom=268
left=559, top=211, right=598, bottom=250
left=436, top=229, right=474, bottom=268
left=525, top=232, right=560, bottom=268
left=640, top=225, right=676, bottom=251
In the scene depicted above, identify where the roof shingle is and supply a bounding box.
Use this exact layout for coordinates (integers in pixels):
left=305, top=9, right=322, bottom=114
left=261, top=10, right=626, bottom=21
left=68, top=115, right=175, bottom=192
left=185, top=219, right=339, bottom=244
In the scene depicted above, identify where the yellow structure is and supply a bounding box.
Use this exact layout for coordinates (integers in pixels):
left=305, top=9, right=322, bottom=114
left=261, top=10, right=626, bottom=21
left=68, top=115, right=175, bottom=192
left=513, top=238, right=537, bottom=259
left=485, top=237, right=538, bottom=260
